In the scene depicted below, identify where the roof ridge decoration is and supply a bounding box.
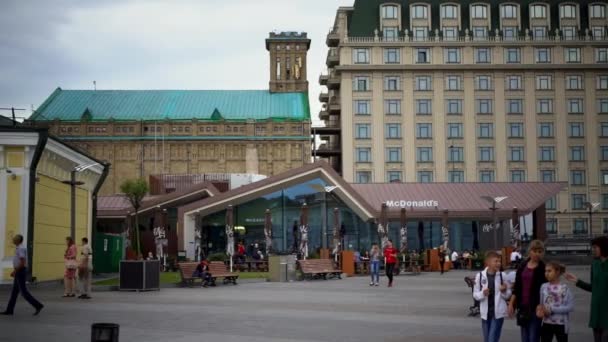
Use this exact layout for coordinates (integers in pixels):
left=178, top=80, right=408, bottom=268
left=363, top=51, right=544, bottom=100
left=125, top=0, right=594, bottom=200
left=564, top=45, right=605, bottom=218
left=211, top=108, right=223, bottom=121
left=81, top=107, right=92, bottom=122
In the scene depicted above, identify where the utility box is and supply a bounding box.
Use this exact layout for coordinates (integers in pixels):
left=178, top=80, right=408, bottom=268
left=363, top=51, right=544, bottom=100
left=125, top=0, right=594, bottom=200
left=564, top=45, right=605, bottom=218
left=269, top=255, right=296, bottom=282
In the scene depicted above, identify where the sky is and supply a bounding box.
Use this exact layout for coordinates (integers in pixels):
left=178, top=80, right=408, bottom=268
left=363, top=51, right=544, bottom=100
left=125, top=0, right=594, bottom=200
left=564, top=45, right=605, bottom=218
left=0, top=0, right=351, bottom=124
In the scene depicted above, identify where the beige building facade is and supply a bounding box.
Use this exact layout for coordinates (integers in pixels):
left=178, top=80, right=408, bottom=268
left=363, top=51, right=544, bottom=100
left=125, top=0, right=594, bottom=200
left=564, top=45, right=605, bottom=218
left=318, top=1, right=608, bottom=237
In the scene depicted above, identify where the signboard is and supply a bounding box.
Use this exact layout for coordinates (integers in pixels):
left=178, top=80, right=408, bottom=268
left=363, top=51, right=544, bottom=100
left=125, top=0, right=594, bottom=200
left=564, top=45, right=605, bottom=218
left=385, top=200, right=439, bottom=208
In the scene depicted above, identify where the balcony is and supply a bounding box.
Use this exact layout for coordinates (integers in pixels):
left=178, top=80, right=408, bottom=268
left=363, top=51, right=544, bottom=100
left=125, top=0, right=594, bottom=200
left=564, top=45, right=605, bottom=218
left=319, top=74, right=328, bottom=86
left=319, top=92, right=329, bottom=103
left=326, top=27, right=340, bottom=47
left=311, top=122, right=341, bottom=135
left=328, top=97, right=341, bottom=114
left=326, top=48, right=339, bottom=67
left=319, top=110, right=329, bottom=120
left=327, top=71, right=340, bottom=90
left=314, top=143, right=341, bottom=157
left=344, top=32, right=608, bottom=44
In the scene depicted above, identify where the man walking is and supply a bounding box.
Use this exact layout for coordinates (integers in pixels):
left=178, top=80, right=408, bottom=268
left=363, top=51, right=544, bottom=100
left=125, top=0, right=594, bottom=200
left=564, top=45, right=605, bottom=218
left=1, top=234, right=43, bottom=315
left=78, top=237, right=93, bottom=299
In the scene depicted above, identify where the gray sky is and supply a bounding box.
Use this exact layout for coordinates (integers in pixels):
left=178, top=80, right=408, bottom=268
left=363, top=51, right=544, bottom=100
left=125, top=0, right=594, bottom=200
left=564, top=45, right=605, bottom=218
left=0, top=0, right=350, bottom=124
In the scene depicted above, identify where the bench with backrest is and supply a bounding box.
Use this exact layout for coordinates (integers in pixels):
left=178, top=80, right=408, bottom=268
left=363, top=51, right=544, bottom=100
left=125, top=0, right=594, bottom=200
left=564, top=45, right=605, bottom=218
left=178, top=262, right=202, bottom=287
left=298, top=259, right=342, bottom=280
left=209, top=261, right=238, bottom=285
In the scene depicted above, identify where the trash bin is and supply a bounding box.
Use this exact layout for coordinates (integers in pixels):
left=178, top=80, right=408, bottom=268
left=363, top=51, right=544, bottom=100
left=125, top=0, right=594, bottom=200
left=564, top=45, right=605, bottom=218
left=269, top=255, right=297, bottom=282
left=91, top=323, right=119, bottom=342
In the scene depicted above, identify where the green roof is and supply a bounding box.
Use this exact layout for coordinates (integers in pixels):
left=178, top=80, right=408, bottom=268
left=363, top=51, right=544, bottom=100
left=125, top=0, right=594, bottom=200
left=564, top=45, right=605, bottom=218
left=31, top=88, right=310, bottom=122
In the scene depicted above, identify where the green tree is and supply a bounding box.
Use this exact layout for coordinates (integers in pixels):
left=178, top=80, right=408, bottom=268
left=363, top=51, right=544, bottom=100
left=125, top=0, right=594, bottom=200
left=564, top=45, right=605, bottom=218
left=120, top=178, right=149, bottom=258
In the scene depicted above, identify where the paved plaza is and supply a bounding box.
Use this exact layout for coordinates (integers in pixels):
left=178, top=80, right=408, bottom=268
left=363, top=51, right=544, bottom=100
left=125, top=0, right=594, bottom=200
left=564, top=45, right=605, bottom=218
left=0, top=266, right=594, bottom=342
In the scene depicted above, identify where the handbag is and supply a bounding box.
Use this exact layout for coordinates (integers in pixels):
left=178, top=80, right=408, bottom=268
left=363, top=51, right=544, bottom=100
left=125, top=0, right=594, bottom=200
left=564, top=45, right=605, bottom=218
left=65, top=259, right=78, bottom=270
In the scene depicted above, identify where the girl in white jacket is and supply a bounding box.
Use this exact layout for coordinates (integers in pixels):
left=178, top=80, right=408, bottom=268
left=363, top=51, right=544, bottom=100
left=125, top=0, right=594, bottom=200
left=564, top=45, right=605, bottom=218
left=474, top=251, right=513, bottom=342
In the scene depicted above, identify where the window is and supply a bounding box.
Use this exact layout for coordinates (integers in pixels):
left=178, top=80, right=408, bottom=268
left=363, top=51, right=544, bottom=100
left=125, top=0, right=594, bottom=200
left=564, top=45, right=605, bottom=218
left=355, top=124, right=371, bottom=139
left=571, top=170, right=586, bottom=185
left=535, top=48, right=551, bottom=63
left=541, top=170, right=555, bottom=182
left=476, top=99, right=493, bottom=114
left=507, top=99, right=524, bottom=114
left=385, top=123, right=402, bottom=139
left=570, top=146, right=585, bottom=161
left=569, top=122, right=584, bottom=137
left=415, top=48, right=431, bottom=63
left=412, top=5, right=428, bottom=19
left=509, top=123, right=524, bottom=138
left=476, top=75, right=492, bottom=90
left=572, top=194, right=587, bottom=210
left=573, top=219, right=588, bottom=235
left=385, top=99, right=401, bottom=115
left=448, top=146, right=464, bottom=162
left=355, top=100, right=371, bottom=115
left=442, top=4, right=458, bottom=18
left=501, top=4, right=518, bottom=18
left=386, top=147, right=402, bottom=162
left=566, top=75, right=583, bottom=90
left=383, top=27, right=399, bottom=41
left=602, top=146, right=608, bottom=161
left=353, top=49, right=370, bottom=64
left=480, top=171, right=495, bottom=183
left=538, top=122, right=555, bottom=138
left=600, top=99, right=608, bottom=114
left=449, top=171, right=464, bottom=183
left=384, top=48, right=400, bottom=64
left=539, top=146, right=555, bottom=161
left=510, top=146, right=525, bottom=161
left=533, top=26, right=547, bottom=39
left=506, top=75, right=523, bottom=90
left=448, top=123, right=463, bottom=138
left=530, top=4, right=547, bottom=18
left=537, top=99, right=554, bottom=114
left=353, top=76, right=370, bottom=91
left=591, top=4, right=606, bottom=18
left=387, top=171, right=402, bottom=182
left=592, top=27, right=606, bottom=39
left=384, top=76, right=401, bottom=91
left=444, top=48, right=461, bottom=63
left=415, top=76, right=432, bottom=91
left=382, top=5, right=398, bottom=19
left=443, top=27, right=458, bottom=40
left=503, top=27, right=518, bottom=40
left=478, top=123, right=494, bottom=138
left=546, top=219, right=558, bottom=234
left=413, top=27, right=429, bottom=41
left=417, top=147, right=433, bottom=162
left=565, top=48, right=581, bottom=63
left=505, top=48, right=521, bottom=63
left=598, top=76, right=608, bottom=90
left=473, top=26, right=488, bottom=40
left=546, top=197, right=557, bottom=210
left=536, top=75, right=553, bottom=90
left=446, top=76, right=463, bottom=90
left=562, top=27, right=577, bottom=40
left=417, top=123, right=433, bottom=139
left=479, top=147, right=494, bottom=161
left=560, top=4, right=576, bottom=18
left=597, top=48, right=608, bottom=63
left=601, top=122, right=608, bottom=137
left=471, top=4, right=488, bottom=18
left=417, top=171, right=433, bottom=183
left=356, top=148, right=372, bottom=162
left=446, top=99, right=463, bottom=115
left=356, top=171, right=372, bottom=183
left=567, top=99, right=584, bottom=114
left=603, top=170, right=608, bottom=185
left=604, top=194, right=608, bottom=210
left=475, top=48, right=491, bottom=63
left=511, top=170, right=526, bottom=182
left=416, top=99, right=432, bottom=115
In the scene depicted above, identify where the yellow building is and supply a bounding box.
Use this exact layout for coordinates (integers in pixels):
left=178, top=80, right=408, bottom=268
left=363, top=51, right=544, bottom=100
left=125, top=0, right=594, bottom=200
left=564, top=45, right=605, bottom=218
left=0, top=127, right=108, bottom=283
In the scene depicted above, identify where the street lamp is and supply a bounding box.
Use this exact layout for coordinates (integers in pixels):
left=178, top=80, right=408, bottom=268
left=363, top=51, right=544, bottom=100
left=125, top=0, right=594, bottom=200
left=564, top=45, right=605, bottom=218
left=62, top=163, right=101, bottom=240
left=584, top=202, right=600, bottom=238
left=481, top=196, right=509, bottom=249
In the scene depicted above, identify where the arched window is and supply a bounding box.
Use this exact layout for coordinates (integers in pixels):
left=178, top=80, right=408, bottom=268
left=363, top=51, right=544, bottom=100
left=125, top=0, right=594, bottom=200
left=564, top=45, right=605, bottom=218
left=471, top=4, right=488, bottom=19
left=501, top=4, right=518, bottom=19
left=590, top=4, right=607, bottom=18
left=382, top=5, right=398, bottom=19
left=560, top=4, right=577, bottom=19
left=412, top=4, right=428, bottom=19
left=530, top=4, right=547, bottom=19
left=441, top=4, right=458, bottom=19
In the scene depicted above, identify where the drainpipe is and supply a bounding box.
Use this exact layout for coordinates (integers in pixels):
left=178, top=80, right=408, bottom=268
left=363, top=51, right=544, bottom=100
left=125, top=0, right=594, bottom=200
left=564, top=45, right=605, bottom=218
left=26, top=129, right=48, bottom=280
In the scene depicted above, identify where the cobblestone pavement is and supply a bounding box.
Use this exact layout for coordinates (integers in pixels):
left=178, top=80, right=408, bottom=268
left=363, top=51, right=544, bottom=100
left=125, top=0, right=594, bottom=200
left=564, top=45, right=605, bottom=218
left=0, top=266, right=594, bottom=342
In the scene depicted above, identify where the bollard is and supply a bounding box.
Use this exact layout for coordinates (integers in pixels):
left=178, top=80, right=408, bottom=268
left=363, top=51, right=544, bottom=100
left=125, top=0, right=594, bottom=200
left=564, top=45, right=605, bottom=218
left=91, top=323, right=119, bottom=342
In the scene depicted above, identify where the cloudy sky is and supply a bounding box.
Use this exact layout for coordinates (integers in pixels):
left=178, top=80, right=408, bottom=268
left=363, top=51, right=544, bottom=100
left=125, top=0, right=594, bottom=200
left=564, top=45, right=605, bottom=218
left=0, top=0, right=351, bottom=123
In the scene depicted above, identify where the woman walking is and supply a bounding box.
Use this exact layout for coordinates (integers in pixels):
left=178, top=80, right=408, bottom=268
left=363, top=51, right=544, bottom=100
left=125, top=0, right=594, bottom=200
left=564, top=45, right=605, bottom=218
left=384, top=240, right=398, bottom=287
left=509, top=240, right=547, bottom=342
left=63, top=237, right=78, bottom=297
left=369, top=244, right=380, bottom=286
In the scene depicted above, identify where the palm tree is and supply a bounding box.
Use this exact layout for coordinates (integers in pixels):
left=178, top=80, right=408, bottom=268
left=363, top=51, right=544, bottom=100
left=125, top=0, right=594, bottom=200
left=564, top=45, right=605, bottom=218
left=120, top=178, right=149, bottom=258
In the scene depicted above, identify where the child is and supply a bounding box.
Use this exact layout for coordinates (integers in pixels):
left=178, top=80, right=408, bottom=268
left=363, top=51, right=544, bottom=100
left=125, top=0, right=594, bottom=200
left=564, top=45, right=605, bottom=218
left=474, top=251, right=511, bottom=342
left=369, top=244, right=380, bottom=286
left=193, top=259, right=211, bottom=287
left=538, top=261, right=574, bottom=342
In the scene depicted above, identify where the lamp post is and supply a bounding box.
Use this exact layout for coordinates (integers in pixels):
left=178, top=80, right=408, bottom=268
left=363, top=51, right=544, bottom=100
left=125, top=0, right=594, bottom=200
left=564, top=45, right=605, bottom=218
left=62, top=163, right=100, bottom=241
left=481, top=196, right=508, bottom=249
left=584, top=202, right=600, bottom=238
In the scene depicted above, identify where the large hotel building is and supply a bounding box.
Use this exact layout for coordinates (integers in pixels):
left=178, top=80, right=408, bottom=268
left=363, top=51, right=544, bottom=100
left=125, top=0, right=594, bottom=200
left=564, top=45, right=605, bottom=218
left=317, top=0, right=608, bottom=237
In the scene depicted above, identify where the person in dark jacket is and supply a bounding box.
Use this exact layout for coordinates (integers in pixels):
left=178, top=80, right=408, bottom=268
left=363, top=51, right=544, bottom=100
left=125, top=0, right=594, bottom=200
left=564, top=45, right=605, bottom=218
left=508, top=240, right=547, bottom=342
left=565, top=236, right=608, bottom=342
left=193, top=259, right=212, bottom=287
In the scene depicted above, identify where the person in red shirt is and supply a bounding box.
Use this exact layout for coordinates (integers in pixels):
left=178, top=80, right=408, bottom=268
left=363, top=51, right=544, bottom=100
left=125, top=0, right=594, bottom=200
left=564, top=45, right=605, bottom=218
left=384, top=240, right=398, bottom=287
left=237, top=241, right=246, bottom=264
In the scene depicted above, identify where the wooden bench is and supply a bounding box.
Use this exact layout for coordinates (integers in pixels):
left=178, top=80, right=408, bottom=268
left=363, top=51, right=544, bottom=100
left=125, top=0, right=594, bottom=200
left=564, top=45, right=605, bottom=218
left=178, top=262, right=202, bottom=287
left=209, top=261, right=239, bottom=285
left=298, top=259, right=342, bottom=280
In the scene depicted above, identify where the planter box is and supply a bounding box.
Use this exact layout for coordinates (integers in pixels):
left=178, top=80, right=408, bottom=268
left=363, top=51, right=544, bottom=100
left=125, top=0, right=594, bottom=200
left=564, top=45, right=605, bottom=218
left=119, top=260, right=160, bottom=291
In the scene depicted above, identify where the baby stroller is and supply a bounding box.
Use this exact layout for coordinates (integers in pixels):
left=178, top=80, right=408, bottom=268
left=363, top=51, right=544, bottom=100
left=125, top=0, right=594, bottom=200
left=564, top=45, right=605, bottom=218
left=464, top=276, right=480, bottom=317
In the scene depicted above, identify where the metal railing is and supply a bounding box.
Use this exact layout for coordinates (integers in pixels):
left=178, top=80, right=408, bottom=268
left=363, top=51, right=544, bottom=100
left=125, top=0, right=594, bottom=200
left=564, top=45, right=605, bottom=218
left=346, top=34, right=608, bottom=44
